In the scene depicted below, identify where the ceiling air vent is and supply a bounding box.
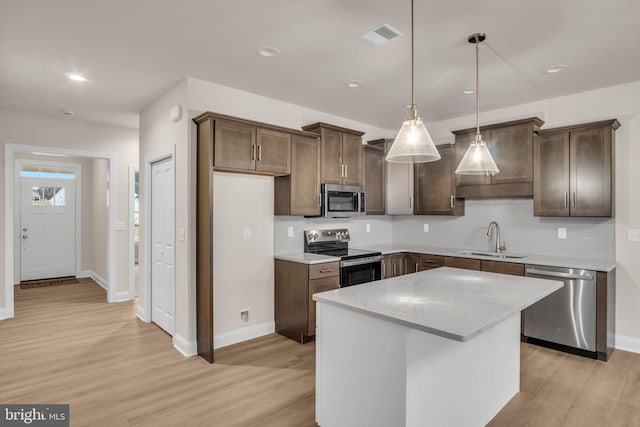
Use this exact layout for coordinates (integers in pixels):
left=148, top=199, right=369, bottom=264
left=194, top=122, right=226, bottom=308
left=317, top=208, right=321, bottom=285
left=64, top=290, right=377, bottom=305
left=361, top=24, right=403, bottom=46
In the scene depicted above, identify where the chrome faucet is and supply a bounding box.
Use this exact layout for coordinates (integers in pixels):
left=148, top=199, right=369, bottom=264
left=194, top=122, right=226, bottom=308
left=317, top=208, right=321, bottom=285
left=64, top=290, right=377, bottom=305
left=487, top=221, right=506, bottom=253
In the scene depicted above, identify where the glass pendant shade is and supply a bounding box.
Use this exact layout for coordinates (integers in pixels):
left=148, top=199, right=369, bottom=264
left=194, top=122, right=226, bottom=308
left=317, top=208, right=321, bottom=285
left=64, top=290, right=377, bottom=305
left=455, top=133, right=499, bottom=175
left=386, top=113, right=441, bottom=163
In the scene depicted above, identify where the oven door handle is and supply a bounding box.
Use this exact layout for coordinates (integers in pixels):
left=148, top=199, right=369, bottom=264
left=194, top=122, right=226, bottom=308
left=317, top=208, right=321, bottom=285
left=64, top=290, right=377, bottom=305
left=340, top=255, right=383, bottom=268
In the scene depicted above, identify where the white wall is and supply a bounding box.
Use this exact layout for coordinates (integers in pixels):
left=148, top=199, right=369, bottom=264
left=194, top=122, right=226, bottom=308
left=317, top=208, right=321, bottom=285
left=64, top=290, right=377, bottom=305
left=421, top=81, right=640, bottom=347
left=275, top=216, right=393, bottom=255
left=138, top=79, right=190, bottom=347
left=392, top=198, right=615, bottom=262
left=0, top=109, right=138, bottom=316
left=89, top=158, right=109, bottom=281
left=213, top=172, right=274, bottom=341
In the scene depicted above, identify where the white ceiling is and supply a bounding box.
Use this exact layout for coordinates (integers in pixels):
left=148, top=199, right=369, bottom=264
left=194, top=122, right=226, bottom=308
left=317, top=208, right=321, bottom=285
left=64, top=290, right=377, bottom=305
left=1, top=0, right=639, bottom=130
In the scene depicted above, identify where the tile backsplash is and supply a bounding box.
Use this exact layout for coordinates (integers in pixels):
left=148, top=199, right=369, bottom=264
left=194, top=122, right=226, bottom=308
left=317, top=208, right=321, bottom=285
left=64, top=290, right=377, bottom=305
left=274, top=198, right=614, bottom=262
left=392, top=198, right=615, bottom=262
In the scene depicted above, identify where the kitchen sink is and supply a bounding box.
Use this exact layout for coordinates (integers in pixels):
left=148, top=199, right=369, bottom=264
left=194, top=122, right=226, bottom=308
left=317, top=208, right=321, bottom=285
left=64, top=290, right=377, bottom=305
left=457, top=250, right=527, bottom=259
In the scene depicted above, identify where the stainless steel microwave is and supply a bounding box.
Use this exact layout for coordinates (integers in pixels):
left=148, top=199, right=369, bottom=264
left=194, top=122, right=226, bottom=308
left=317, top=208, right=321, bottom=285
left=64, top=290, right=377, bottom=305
left=320, top=184, right=365, bottom=218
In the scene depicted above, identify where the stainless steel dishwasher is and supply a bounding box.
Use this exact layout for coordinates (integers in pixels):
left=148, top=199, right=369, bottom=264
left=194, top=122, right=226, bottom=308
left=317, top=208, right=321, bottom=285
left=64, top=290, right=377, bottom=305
left=524, top=264, right=597, bottom=354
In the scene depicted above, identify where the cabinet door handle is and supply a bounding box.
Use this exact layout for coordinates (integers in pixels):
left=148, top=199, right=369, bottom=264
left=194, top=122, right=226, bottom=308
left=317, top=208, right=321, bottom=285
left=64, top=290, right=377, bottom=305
left=564, top=191, right=568, bottom=209
left=344, top=164, right=348, bottom=178
left=340, top=164, right=344, bottom=177
left=319, top=269, right=332, bottom=273
left=251, top=144, right=256, bottom=161
left=258, top=145, right=262, bottom=161
left=423, top=260, right=440, bottom=264
left=382, top=263, right=386, bottom=278
left=409, top=197, right=412, bottom=209
left=415, top=262, right=419, bottom=272
left=393, top=263, right=397, bottom=276
left=450, top=195, right=454, bottom=208
left=572, top=191, right=576, bottom=208
left=318, top=193, right=321, bottom=207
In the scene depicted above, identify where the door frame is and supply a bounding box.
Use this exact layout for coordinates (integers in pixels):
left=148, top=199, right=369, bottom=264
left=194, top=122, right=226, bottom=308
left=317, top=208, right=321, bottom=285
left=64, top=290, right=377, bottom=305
left=128, top=165, right=139, bottom=299
left=14, top=159, right=82, bottom=284
left=3, top=143, right=118, bottom=320
left=140, top=146, right=175, bottom=324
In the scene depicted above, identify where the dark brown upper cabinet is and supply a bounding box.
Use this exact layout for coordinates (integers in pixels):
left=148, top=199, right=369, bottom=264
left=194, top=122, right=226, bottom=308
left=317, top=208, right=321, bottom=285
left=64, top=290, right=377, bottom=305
left=195, top=114, right=294, bottom=176
left=302, top=122, right=364, bottom=186
left=534, top=119, right=619, bottom=217
left=453, top=117, right=544, bottom=198
left=362, top=143, right=386, bottom=215
left=275, top=134, right=321, bottom=216
left=414, top=144, right=464, bottom=216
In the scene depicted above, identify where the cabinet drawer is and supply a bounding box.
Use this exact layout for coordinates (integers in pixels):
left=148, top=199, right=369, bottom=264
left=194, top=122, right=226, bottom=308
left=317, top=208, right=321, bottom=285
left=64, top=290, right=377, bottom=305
left=481, top=260, right=524, bottom=276
left=444, top=256, right=481, bottom=271
left=309, top=262, right=340, bottom=280
left=308, top=276, right=340, bottom=335
left=421, top=254, right=443, bottom=270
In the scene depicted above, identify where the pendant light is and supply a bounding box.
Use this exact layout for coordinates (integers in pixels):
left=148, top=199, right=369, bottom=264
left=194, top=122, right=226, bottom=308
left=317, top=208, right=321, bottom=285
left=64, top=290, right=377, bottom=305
left=385, top=0, right=440, bottom=163
left=455, top=33, right=499, bottom=175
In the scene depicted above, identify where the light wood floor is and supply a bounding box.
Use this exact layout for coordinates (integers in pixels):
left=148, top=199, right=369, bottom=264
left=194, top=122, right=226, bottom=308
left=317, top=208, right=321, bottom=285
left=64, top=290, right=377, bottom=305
left=2, top=281, right=639, bottom=426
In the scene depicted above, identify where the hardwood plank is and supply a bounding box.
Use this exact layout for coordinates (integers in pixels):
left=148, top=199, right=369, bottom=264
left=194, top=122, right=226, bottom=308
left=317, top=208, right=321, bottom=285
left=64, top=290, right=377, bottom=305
left=3, top=280, right=640, bottom=426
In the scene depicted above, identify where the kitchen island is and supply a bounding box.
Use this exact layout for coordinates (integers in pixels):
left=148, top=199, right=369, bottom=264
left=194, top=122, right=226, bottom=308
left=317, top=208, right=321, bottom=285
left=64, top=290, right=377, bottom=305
left=313, top=267, right=562, bottom=427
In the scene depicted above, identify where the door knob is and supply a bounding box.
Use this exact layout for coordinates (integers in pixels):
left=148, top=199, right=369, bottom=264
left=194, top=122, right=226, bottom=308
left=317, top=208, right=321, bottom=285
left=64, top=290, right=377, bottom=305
left=22, top=235, right=28, bottom=239
left=22, top=227, right=27, bottom=232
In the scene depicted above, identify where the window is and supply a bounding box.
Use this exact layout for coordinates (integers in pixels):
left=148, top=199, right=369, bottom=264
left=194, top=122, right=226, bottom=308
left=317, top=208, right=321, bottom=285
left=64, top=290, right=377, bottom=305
left=31, top=186, right=66, bottom=206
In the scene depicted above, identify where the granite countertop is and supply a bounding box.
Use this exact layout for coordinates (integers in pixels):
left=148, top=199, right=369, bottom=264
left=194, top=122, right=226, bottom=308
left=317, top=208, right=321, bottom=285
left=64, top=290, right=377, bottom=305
left=313, top=267, right=563, bottom=342
left=356, top=244, right=616, bottom=272
left=275, top=252, right=340, bottom=264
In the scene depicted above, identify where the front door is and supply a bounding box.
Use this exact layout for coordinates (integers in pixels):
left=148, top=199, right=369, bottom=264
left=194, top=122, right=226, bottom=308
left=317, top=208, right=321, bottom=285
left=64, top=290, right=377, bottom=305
left=151, top=157, right=176, bottom=335
left=20, top=179, right=76, bottom=281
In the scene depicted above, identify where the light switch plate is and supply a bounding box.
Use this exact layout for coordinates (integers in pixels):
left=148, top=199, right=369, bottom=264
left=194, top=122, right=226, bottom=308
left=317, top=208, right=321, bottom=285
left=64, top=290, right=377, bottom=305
left=243, top=227, right=251, bottom=240
left=178, top=228, right=185, bottom=242
left=366, top=224, right=371, bottom=233
left=287, top=226, right=294, bottom=237
left=423, top=224, right=429, bottom=233
left=115, top=222, right=125, bottom=231
left=558, top=227, right=567, bottom=239
left=628, top=229, right=640, bottom=241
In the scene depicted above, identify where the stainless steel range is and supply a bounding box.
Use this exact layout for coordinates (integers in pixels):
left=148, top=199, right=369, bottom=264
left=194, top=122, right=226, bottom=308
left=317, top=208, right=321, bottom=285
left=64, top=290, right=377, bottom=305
left=304, top=228, right=382, bottom=287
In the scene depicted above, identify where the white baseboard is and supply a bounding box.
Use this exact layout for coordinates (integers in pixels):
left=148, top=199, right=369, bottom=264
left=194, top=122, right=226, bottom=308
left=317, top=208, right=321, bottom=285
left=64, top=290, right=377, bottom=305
left=615, top=334, right=640, bottom=354
left=79, top=270, right=108, bottom=290
left=111, top=290, right=133, bottom=303
left=214, top=321, right=275, bottom=350
left=173, top=334, right=197, bottom=357
left=136, top=304, right=147, bottom=322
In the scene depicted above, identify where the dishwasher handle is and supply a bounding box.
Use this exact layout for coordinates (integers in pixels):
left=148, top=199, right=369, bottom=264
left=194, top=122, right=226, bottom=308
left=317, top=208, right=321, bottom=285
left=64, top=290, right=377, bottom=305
left=525, top=268, right=593, bottom=281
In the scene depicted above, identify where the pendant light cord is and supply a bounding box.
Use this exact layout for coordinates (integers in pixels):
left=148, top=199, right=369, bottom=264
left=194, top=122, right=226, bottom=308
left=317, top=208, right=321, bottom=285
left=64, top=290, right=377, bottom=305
left=475, top=35, right=480, bottom=137
left=411, top=0, right=415, bottom=108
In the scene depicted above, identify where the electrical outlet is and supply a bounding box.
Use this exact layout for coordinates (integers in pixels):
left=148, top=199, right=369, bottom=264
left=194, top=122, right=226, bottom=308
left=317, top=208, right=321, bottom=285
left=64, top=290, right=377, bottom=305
left=240, top=309, right=249, bottom=324
left=366, top=223, right=371, bottom=233
left=628, top=229, right=640, bottom=241
left=243, top=227, right=251, bottom=240
left=287, top=226, right=294, bottom=237
left=557, top=227, right=567, bottom=239
left=423, top=224, right=429, bottom=233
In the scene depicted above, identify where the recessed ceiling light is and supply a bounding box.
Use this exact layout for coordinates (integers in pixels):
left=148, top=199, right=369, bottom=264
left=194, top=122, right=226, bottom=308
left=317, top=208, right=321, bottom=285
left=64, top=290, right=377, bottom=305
left=463, top=88, right=476, bottom=95
left=347, top=80, right=364, bottom=88
left=258, top=47, right=280, bottom=57
left=67, top=73, right=87, bottom=82
left=545, top=64, right=568, bottom=74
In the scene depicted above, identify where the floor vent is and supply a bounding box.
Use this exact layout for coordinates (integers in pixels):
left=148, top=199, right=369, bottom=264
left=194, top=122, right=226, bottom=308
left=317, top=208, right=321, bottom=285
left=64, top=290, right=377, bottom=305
left=361, top=24, right=403, bottom=46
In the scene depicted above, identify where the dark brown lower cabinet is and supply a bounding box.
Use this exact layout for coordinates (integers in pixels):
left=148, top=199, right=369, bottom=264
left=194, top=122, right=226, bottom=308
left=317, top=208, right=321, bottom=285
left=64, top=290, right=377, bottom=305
left=404, top=253, right=422, bottom=274
left=275, top=259, right=339, bottom=343
left=443, top=256, right=481, bottom=270
left=480, top=260, right=525, bottom=276
left=421, top=254, right=444, bottom=270
left=382, top=253, right=404, bottom=279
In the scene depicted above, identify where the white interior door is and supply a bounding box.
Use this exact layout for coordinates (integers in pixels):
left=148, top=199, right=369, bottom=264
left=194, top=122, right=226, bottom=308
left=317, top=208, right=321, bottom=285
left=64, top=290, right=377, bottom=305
left=151, top=157, right=175, bottom=335
left=20, top=178, right=76, bottom=281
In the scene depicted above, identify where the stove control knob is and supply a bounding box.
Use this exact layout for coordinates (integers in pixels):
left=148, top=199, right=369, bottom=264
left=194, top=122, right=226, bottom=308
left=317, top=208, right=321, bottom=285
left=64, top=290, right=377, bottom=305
left=313, top=233, right=318, bottom=240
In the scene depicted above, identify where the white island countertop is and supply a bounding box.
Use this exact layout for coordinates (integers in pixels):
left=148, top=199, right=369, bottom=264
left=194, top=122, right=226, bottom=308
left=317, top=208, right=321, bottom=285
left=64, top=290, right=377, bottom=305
left=313, top=267, right=562, bottom=342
